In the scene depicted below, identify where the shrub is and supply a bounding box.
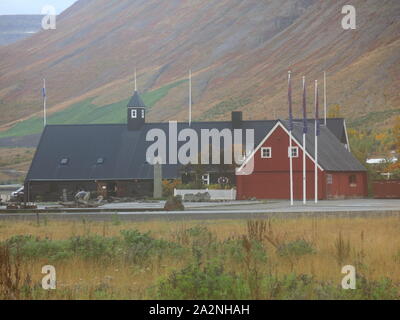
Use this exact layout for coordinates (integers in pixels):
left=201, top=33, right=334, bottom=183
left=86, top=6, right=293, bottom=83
left=277, top=239, right=315, bottom=258
left=6, top=235, right=71, bottom=261
left=121, top=229, right=183, bottom=263
left=156, top=262, right=249, bottom=300
left=68, top=235, right=119, bottom=260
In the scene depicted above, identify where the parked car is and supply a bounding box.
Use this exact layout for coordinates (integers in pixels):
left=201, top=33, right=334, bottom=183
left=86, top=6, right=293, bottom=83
left=11, top=186, right=24, bottom=202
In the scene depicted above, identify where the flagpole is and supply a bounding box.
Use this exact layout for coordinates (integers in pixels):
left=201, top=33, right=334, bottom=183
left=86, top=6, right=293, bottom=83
left=134, top=68, right=137, bottom=91
left=324, top=71, right=327, bottom=126
left=302, top=76, right=306, bottom=205
left=288, top=71, right=294, bottom=206
left=314, top=80, right=319, bottom=204
left=189, top=69, right=192, bottom=127
left=43, top=78, right=47, bottom=127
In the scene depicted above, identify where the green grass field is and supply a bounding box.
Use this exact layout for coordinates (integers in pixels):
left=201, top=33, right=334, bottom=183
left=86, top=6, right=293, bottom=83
left=0, top=79, right=187, bottom=139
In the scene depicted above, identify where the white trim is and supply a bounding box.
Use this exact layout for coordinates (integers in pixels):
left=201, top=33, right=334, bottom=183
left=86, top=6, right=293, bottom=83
left=261, top=147, right=272, bottom=159
left=131, top=109, right=137, bottom=119
left=288, top=146, right=299, bottom=158
left=202, top=173, right=210, bottom=185
left=343, top=119, right=351, bottom=152
left=238, top=121, right=324, bottom=172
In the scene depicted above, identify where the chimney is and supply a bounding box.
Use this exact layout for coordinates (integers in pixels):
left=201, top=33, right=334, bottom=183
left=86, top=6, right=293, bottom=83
left=231, top=111, right=242, bottom=129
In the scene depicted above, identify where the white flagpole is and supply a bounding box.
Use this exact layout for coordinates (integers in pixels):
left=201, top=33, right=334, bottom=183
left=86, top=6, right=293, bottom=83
left=324, top=71, right=326, bottom=126
left=302, top=76, right=306, bottom=205
left=290, top=130, right=294, bottom=206
left=288, top=71, right=293, bottom=206
left=134, top=68, right=137, bottom=91
left=314, top=80, right=318, bottom=203
left=189, top=69, right=192, bottom=126
left=43, top=78, right=47, bottom=127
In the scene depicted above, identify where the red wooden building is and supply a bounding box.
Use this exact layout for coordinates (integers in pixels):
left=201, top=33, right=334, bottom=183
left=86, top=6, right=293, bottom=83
left=236, top=120, right=367, bottom=200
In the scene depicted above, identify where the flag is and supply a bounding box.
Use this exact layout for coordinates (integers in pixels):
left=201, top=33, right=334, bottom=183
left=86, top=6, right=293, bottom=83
left=288, top=71, right=293, bottom=131
left=42, top=79, right=46, bottom=98
left=302, top=77, right=307, bottom=134
left=315, top=80, right=320, bottom=136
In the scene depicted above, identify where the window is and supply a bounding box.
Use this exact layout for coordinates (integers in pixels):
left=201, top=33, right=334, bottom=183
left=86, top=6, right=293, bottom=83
left=141, top=109, right=145, bottom=118
left=288, top=147, right=299, bottom=158
left=261, top=147, right=272, bottom=158
left=327, top=174, right=333, bottom=184
left=60, top=158, right=69, bottom=165
left=96, top=157, right=104, bottom=165
left=131, top=109, right=137, bottom=118
left=349, top=175, right=357, bottom=186
left=202, top=174, right=210, bottom=185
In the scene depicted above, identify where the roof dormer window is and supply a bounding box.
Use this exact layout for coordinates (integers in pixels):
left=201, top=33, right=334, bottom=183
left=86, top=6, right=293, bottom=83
left=96, top=157, right=104, bottom=165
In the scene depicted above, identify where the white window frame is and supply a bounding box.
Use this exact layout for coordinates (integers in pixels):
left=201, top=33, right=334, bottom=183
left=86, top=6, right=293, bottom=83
left=202, top=173, right=210, bottom=185
left=288, top=146, right=299, bottom=158
left=131, top=109, right=137, bottom=119
left=261, top=147, right=272, bottom=159
left=327, top=174, right=333, bottom=184
left=141, top=109, right=145, bottom=118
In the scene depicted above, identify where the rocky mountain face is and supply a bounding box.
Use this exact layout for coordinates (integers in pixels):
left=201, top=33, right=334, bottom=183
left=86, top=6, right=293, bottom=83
left=0, top=0, right=399, bottom=132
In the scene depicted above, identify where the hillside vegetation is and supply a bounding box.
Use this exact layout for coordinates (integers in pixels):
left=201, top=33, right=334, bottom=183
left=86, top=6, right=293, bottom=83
left=0, top=0, right=398, bottom=132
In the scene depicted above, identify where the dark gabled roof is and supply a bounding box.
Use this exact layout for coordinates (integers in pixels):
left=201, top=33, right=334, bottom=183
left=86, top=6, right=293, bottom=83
left=26, top=121, right=276, bottom=181
left=280, top=120, right=365, bottom=172
left=292, top=118, right=348, bottom=145
left=127, top=91, right=146, bottom=108
left=26, top=118, right=354, bottom=181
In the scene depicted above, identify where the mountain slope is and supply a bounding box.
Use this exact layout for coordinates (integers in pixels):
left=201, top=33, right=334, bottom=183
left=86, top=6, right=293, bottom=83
left=0, top=0, right=399, bottom=136
left=0, top=15, right=43, bottom=46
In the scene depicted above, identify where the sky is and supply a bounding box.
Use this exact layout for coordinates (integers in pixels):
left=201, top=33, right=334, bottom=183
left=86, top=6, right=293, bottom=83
left=0, top=0, right=78, bottom=15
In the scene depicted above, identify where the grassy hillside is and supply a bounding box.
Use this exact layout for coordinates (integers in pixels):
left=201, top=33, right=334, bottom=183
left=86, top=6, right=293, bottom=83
left=0, top=79, right=186, bottom=139
left=0, top=0, right=398, bottom=130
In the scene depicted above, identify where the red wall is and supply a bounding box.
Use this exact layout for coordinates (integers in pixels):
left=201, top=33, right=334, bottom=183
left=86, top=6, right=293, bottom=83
left=237, top=126, right=325, bottom=200
left=373, top=180, right=400, bottom=199
left=326, top=171, right=368, bottom=199
left=236, top=125, right=367, bottom=200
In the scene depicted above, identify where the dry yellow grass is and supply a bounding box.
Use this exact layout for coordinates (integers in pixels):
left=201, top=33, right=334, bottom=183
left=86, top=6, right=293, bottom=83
left=1, top=216, right=399, bottom=299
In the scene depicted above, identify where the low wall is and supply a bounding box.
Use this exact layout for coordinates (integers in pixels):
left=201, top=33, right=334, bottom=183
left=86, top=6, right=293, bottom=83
left=373, top=180, right=400, bottom=199
left=174, top=188, right=237, bottom=200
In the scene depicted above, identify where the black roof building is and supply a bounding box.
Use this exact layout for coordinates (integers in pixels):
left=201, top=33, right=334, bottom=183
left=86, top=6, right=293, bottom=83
left=26, top=119, right=353, bottom=182
left=24, top=89, right=363, bottom=201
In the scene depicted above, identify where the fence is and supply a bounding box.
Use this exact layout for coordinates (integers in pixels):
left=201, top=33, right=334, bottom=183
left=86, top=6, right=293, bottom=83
left=174, top=188, right=237, bottom=201
left=372, top=180, right=400, bottom=199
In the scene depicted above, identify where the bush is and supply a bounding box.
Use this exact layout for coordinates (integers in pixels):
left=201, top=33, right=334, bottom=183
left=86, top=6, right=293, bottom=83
left=277, top=239, right=315, bottom=258
left=121, top=229, right=183, bottom=263
left=68, top=235, right=119, bottom=260
left=6, top=235, right=69, bottom=260
left=156, top=262, right=249, bottom=299
left=162, top=179, right=181, bottom=197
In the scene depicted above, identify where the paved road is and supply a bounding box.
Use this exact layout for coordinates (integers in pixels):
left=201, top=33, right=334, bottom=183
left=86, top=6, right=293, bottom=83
left=0, top=199, right=399, bottom=221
